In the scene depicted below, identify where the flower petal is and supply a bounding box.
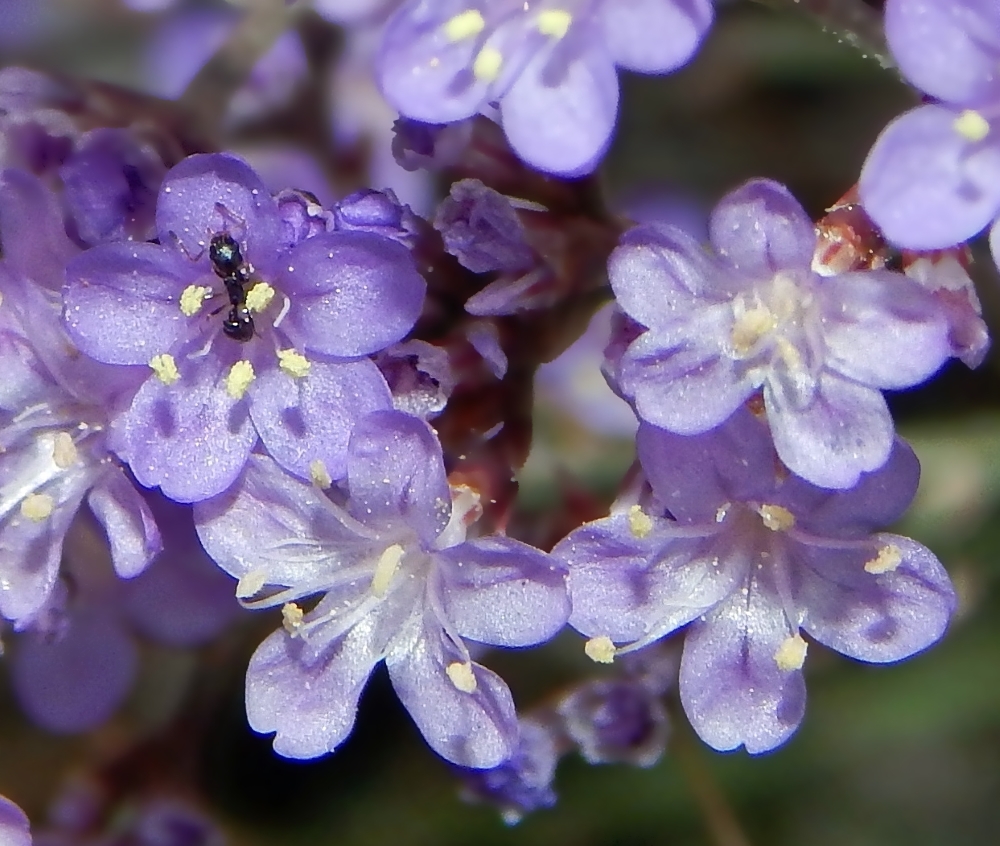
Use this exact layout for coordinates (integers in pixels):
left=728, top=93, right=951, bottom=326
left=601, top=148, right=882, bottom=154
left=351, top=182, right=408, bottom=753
left=500, top=33, right=619, bottom=176
left=709, top=179, right=815, bottom=274
left=12, top=609, right=138, bottom=733
left=619, top=306, right=752, bottom=435
left=63, top=242, right=196, bottom=364
left=245, top=625, right=378, bottom=759
left=599, top=0, right=713, bottom=73
left=437, top=535, right=569, bottom=646
left=796, top=533, right=956, bottom=663
left=109, top=355, right=258, bottom=502
left=155, top=152, right=284, bottom=265
left=886, top=0, right=1000, bottom=105
left=87, top=468, right=162, bottom=578
left=765, top=371, right=893, bottom=490
left=558, top=513, right=740, bottom=645
left=251, top=357, right=392, bottom=485
left=280, top=231, right=426, bottom=358
left=821, top=270, right=952, bottom=389
left=679, top=571, right=806, bottom=753
left=345, top=409, right=451, bottom=543
left=387, top=617, right=517, bottom=767
left=194, top=454, right=373, bottom=588
left=860, top=105, right=1000, bottom=249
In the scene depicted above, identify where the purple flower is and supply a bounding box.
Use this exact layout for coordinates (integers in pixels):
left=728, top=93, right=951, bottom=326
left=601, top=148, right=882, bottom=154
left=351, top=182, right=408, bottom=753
left=195, top=410, right=569, bottom=767
left=609, top=179, right=954, bottom=489
left=377, top=0, right=713, bottom=175
left=553, top=409, right=956, bottom=752
left=556, top=675, right=668, bottom=767
left=859, top=0, right=1000, bottom=259
left=434, top=178, right=536, bottom=273
left=0, top=170, right=159, bottom=627
left=0, top=795, right=31, bottom=846
left=62, top=153, right=426, bottom=502
left=58, top=128, right=166, bottom=247
left=458, top=717, right=559, bottom=824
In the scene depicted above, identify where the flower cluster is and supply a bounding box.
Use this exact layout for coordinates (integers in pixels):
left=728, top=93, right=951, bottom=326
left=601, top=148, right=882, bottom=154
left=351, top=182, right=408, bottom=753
left=0, top=0, right=990, bottom=837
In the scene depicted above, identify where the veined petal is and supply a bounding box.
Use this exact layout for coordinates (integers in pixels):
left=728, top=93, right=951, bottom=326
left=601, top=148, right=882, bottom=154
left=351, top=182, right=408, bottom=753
left=796, top=533, right=956, bottom=663
left=679, top=568, right=807, bottom=753
left=109, top=354, right=258, bottom=502
left=387, top=615, right=518, bottom=768
left=245, top=625, right=379, bottom=759
left=87, top=468, right=162, bottom=579
left=63, top=242, right=196, bottom=365
left=437, top=535, right=569, bottom=647
left=251, top=357, right=392, bottom=486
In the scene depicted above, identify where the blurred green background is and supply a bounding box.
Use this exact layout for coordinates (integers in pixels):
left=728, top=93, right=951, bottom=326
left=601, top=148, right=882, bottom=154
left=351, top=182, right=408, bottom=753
left=2, top=1, right=1000, bottom=844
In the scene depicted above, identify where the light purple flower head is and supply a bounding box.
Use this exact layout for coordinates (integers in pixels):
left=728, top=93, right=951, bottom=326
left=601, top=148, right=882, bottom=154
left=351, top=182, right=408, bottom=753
left=377, top=0, right=714, bottom=175
left=195, top=410, right=569, bottom=767
left=609, top=178, right=954, bottom=489
left=859, top=0, right=1000, bottom=262
left=0, top=170, right=160, bottom=628
left=553, top=408, right=956, bottom=752
left=63, top=153, right=426, bottom=502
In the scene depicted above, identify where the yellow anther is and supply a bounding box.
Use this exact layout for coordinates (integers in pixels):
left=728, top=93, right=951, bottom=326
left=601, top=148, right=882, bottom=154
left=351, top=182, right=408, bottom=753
left=584, top=635, right=617, bottom=664
left=758, top=504, right=795, bottom=532
left=282, top=602, right=305, bottom=635
left=149, top=353, right=180, bottom=386
left=864, top=543, right=903, bottom=574
left=236, top=568, right=267, bottom=600
left=444, top=9, right=485, bottom=41
left=179, top=284, right=212, bottom=317
left=51, top=432, right=78, bottom=469
left=20, top=493, right=54, bottom=522
left=627, top=504, right=654, bottom=539
left=473, top=46, right=503, bottom=82
left=245, top=282, right=275, bottom=312
left=446, top=661, right=478, bottom=693
left=277, top=348, right=311, bottom=379
left=730, top=305, right=776, bottom=355
left=309, top=459, right=332, bottom=489
left=371, top=543, right=405, bottom=597
left=774, top=633, right=808, bottom=671
left=226, top=360, right=255, bottom=400
left=954, top=109, right=990, bottom=142
left=537, top=9, right=572, bottom=38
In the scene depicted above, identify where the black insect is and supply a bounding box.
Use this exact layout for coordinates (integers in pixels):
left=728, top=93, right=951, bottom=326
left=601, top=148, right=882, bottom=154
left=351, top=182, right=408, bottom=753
left=209, top=233, right=255, bottom=342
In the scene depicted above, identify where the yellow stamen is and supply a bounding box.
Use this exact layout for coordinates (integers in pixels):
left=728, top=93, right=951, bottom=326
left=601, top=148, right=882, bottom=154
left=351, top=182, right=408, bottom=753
left=954, top=109, right=990, bottom=142
left=309, top=459, right=332, bottom=489
left=245, top=282, right=275, bottom=312
left=371, top=544, right=405, bottom=597
left=51, top=432, right=78, bottom=469
left=282, top=602, right=305, bottom=635
left=446, top=661, right=478, bottom=693
left=537, top=9, right=572, bottom=39
left=627, top=504, right=654, bottom=539
left=584, top=635, right=616, bottom=664
left=443, top=9, right=485, bottom=41
left=149, top=353, right=180, bottom=386
left=774, top=633, right=808, bottom=671
left=277, top=348, right=311, bottom=379
left=179, top=284, right=212, bottom=317
left=758, top=504, right=795, bottom=532
left=473, top=46, right=503, bottom=82
left=226, top=360, right=255, bottom=400
left=21, top=493, right=54, bottom=522
left=865, top=544, right=903, bottom=574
